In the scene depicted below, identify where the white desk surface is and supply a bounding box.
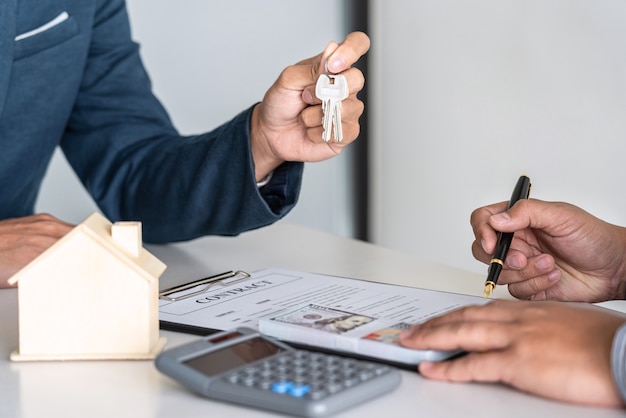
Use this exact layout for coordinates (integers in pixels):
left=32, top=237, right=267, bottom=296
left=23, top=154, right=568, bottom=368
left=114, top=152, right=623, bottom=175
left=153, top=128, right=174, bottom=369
left=1, top=222, right=623, bottom=418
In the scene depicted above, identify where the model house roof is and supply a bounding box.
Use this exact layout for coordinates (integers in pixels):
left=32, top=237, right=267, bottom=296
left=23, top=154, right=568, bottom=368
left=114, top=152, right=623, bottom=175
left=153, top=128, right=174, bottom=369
left=8, top=212, right=166, bottom=285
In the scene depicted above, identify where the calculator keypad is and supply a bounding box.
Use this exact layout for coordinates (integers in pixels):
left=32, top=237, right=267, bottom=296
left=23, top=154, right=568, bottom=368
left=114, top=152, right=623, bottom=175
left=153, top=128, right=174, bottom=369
left=223, top=350, right=392, bottom=400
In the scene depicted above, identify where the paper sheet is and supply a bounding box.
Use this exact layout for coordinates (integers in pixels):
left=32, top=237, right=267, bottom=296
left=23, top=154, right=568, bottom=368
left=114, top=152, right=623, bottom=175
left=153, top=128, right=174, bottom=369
left=159, top=268, right=487, bottom=333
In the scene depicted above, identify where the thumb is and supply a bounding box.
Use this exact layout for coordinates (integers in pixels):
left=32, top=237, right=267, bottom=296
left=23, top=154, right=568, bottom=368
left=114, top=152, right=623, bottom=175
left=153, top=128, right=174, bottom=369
left=490, top=199, right=579, bottom=234
left=308, top=31, right=371, bottom=75
left=325, top=31, right=370, bottom=74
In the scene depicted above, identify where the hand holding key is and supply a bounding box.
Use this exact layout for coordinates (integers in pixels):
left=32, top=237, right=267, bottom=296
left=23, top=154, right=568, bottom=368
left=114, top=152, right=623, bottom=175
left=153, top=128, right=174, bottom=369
left=249, top=32, right=370, bottom=183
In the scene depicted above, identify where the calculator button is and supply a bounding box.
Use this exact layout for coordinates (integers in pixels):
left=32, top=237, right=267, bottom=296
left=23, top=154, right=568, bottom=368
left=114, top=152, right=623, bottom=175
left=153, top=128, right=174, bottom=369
left=343, top=377, right=360, bottom=387
left=325, top=382, right=344, bottom=394
left=257, top=379, right=273, bottom=390
left=225, top=373, right=240, bottom=383
left=376, top=367, right=391, bottom=376
left=276, top=365, right=289, bottom=373
left=293, top=375, right=308, bottom=384
left=287, top=383, right=311, bottom=397
left=292, top=366, right=307, bottom=375
left=358, top=370, right=375, bottom=380
left=308, top=389, right=328, bottom=400
left=271, top=380, right=294, bottom=394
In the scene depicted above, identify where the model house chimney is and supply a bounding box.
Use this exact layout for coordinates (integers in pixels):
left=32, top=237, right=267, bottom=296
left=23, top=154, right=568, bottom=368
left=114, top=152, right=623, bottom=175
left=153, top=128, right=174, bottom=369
left=111, top=221, right=142, bottom=258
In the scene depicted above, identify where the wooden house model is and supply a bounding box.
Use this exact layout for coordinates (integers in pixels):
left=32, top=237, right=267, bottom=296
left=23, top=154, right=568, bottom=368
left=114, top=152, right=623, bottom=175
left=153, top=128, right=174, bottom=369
left=9, top=212, right=167, bottom=361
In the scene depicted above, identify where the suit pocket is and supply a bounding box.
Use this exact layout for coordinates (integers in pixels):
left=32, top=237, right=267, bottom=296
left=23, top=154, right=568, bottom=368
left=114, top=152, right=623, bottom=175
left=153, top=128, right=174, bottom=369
left=14, top=12, right=79, bottom=60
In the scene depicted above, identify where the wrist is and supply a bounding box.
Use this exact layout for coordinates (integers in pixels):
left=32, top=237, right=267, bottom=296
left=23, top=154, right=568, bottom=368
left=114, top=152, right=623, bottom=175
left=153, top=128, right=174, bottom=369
left=250, top=104, right=283, bottom=182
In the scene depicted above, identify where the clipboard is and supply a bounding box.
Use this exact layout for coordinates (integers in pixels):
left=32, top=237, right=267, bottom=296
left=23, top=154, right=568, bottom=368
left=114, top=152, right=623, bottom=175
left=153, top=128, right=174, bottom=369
left=159, top=270, right=250, bottom=335
left=158, top=268, right=487, bottom=335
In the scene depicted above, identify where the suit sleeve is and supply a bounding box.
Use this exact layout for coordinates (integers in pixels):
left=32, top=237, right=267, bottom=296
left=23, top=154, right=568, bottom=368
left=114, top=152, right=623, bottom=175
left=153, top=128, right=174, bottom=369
left=61, top=0, right=303, bottom=243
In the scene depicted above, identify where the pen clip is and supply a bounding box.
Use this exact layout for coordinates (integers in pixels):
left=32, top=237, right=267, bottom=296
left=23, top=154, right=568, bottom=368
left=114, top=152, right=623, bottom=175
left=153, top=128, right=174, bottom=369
left=159, top=270, right=251, bottom=302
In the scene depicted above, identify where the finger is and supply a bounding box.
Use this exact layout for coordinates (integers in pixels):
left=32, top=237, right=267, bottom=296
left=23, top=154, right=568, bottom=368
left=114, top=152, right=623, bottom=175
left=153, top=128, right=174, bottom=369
left=302, top=66, right=365, bottom=106
left=282, top=63, right=362, bottom=107
left=5, top=213, right=73, bottom=238
left=28, top=213, right=73, bottom=228
left=483, top=247, right=549, bottom=285
left=401, top=302, right=522, bottom=344
left=470, top=202, right=509, bottom=255
left=331, top=118, right=361, bottom=145
left=299, top=103, right=323, bottom=128
left=471, top=239, right=491, bottom=264
left=489, top=198, right=578, bottom=234
left=342, top=67, right=366, bottom=96
left=470, top=229, right=534, bottom=268
left=339, top=96, right=365, bottom=121
left=326, top=31, right=370, bottom=74
left=300, top=96, right=363, bottom=148
left=493, top=253, right=560, bottom=297
left=277, top=63, right=321, bottom=98
left=304, top=119, right=361, bottom=149
left=29, top=216, right=74, bottom=237
left=507, top=270, right=561, bottom=300
left=316, top=41, right=340, bottom=74
left=418, top=351, right=510, bottom=383
left=414, top=300, right=531, bottom=329
left=476, top=199, right=568, bottom=250
left=511, top=252, right=556, bottom=279
left=296, top=31, right=370, bottom=81
left=401, top=319, right=514, bottom=353
left=300, top=96, right=364, bottom=129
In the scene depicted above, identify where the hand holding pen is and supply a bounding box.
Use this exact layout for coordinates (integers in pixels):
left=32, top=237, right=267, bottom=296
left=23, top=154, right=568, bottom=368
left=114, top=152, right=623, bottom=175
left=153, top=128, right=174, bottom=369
left=483, top=175, right=532, bottom=298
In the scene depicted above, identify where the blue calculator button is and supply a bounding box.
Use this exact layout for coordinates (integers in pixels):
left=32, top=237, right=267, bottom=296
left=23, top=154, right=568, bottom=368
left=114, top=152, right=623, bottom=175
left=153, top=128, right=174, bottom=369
left=271, top=381, right=294, bottom=394
left=288, top=384, right=311, bottom=398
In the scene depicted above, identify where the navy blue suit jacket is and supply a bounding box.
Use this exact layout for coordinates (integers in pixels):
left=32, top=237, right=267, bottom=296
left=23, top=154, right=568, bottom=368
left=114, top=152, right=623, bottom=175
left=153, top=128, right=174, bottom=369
left=0, top=0, right=303, bottom=242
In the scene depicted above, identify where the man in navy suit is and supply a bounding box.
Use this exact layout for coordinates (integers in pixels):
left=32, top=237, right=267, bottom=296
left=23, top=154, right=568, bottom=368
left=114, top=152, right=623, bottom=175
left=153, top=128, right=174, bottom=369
left=0, top=0, right=370, bottom=287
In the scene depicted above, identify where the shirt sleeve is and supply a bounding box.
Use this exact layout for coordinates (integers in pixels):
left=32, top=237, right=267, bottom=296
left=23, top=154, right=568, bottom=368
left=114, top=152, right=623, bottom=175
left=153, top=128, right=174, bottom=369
left=611, top=322, right=626, bottom=403
left=60, top=0, right=303, bottom=243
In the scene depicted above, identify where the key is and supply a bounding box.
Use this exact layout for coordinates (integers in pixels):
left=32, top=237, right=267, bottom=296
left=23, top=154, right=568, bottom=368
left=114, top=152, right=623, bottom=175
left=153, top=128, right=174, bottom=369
left=315, top=74, right=334, bottom=142
left=315, top=74, right=348, bottom=142
left=315, top=74, right=349, bottom=142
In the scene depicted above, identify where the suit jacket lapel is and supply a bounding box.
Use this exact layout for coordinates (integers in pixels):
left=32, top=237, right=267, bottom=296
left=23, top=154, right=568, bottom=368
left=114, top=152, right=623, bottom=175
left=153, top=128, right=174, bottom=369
left=0, top=0, right=17, bottom=116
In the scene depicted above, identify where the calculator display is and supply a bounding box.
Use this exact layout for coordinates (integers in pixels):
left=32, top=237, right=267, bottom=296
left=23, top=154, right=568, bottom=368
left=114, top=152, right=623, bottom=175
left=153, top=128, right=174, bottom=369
left=184, top=337, right=283, bottom=376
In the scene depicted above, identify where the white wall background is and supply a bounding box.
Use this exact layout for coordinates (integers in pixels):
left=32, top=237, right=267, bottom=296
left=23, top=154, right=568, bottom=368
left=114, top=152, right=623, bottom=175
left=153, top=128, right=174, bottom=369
left=36, top=0, right=356, bottom=237
left=37, top=1, right=626, bottom=278
left=370, top=0, right=626, bottom=275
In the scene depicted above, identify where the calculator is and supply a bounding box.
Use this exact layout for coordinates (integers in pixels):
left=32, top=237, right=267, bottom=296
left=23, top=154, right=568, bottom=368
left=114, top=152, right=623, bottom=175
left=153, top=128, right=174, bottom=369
left=155, top=328, right=402, bottom=417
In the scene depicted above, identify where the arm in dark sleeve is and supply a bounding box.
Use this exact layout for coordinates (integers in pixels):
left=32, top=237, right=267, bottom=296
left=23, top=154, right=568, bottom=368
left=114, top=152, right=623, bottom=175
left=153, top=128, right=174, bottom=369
left=61, top=0, right=303, bottom=242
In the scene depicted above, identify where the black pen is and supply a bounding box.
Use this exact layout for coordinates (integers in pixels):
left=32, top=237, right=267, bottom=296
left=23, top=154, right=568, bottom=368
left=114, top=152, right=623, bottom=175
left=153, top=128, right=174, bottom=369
left=483, top=175, right=532, bottom=298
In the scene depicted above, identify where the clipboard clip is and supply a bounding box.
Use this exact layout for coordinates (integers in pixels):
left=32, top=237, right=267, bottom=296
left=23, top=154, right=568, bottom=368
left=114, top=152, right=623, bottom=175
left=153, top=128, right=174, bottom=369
left=159, top=270, right=251, bottom=302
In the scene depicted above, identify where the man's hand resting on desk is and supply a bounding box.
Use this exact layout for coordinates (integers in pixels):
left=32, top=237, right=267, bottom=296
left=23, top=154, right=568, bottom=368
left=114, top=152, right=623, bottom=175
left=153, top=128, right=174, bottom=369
left=399, top=300, right=626, bottom=407
left=0, top=214, right=73, bottom=288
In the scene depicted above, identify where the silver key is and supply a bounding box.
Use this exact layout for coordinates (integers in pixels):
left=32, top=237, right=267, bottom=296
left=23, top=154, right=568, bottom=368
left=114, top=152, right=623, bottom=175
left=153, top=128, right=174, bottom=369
left=315, top=74, right=349, bottom=142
